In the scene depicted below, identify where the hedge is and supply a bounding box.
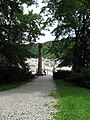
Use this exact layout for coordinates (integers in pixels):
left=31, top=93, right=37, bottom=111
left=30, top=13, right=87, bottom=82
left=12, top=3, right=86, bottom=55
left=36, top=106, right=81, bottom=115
left=53, top=70, right=90, bottom=89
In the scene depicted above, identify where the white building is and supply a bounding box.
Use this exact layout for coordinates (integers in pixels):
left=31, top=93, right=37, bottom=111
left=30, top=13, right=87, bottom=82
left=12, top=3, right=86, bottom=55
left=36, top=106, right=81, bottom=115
left=26, top=58, right=59, bottom=74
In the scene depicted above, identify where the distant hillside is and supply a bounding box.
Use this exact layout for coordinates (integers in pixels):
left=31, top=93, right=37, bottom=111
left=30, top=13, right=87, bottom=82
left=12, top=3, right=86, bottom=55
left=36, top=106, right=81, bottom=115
left=27, top=41, right=55, bottom=59
left=42, top=41, right=55, bottom=59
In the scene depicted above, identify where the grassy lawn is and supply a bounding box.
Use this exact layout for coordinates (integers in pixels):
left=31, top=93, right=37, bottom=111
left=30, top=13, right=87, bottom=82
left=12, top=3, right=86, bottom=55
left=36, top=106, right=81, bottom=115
left=0, top=82, right=24, bottom=91
left=0, top=79, right=32, bottom=91
left=52, top=80, right=90, bottom=120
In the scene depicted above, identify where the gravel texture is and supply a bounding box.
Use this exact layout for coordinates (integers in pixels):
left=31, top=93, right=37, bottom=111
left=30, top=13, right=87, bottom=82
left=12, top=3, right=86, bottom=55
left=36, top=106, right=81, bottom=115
left=0, top=75, right=58, bottom=120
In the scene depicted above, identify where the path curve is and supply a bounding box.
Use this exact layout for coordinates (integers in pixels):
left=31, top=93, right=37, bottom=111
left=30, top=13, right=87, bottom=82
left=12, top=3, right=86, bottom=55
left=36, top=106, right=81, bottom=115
left=0, top=75, right=57, bottom=120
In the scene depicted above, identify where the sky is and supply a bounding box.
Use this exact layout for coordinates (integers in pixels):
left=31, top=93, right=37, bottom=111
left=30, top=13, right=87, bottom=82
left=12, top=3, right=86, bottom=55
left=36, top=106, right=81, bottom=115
left=23, top=1, right=56, bottom=43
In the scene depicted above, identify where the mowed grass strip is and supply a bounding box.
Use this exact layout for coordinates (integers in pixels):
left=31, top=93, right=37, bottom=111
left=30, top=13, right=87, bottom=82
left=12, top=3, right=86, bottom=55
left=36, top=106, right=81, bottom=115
left=52, top=80, right=90, bottom=120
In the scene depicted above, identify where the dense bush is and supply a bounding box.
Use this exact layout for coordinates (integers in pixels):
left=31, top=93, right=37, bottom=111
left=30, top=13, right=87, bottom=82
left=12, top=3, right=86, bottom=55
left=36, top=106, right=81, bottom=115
left=53, top=70, right=90, bottom=89
left=65, top=73, right=90, bottom=88
left=81, top=67, right=90, bottom=74
left=0, top=66, right=33, bottom=84
left=53, top=70, right=72, bottom=80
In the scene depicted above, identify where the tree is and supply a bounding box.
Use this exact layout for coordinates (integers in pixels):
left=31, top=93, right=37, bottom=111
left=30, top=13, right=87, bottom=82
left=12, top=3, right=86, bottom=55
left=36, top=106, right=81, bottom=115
left=0, top=0, right=43, bottom=83
left=0, top=0, right=42, bottom=68
left=51, top=37, right=75, bottom=66
left=42, top=0, right=90, bottom=72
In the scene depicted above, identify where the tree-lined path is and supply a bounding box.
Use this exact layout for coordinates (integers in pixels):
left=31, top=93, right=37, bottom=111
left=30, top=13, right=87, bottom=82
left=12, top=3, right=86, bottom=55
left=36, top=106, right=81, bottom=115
left=0, top=75, right=57, bottom=120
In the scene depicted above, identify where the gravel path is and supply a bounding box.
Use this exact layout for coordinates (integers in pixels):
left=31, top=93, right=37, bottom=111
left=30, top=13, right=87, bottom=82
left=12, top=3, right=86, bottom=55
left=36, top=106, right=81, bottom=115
left=0, top=75, right=58, bottom=120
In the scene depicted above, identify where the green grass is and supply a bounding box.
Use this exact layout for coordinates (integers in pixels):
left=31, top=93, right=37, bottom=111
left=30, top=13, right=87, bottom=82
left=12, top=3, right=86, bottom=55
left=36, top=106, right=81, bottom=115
left=0, top=80, right=31, bottom=91
left=52, top=80, right=90, bottom=120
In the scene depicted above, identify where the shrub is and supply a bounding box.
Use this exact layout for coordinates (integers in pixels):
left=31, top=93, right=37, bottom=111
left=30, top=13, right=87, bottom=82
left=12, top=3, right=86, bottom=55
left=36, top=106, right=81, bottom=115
left=53, top=69, right=90, bottom=89
left=53, top=70, right=72, bottom=80
left=0, top=66, right=33, bottom=84
left=81, top=67, right=90, bottom=74
left=65, top=73, right=90, bottom=88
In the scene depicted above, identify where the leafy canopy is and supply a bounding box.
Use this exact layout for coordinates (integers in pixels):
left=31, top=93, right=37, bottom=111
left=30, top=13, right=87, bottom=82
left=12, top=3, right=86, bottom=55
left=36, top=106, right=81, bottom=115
left=42, top=0, right=90, bottom=71
left=0, top=0, right=42, bottom=68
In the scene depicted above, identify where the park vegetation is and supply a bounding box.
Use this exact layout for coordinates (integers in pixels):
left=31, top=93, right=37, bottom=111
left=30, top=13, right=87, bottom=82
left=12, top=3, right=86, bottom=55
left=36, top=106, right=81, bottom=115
left=41, top=1, right=90, bottom=119
left=0, top=0, right=42, bottom=84
left=52, top=80, right=90, bottom=120
left=0, top=0, right=90, bottom=89
left=41, top=0, right=90, bottom=88
left=27, top=41, right=54, bottom=59
left=0, top=1, right=90, bottom=119
left=42, top=0, right=90, bottom=72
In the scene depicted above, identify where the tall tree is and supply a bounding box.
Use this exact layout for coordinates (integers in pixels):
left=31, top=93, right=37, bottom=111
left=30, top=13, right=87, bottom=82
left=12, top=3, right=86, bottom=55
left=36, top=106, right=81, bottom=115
left=0, top=0, right=42, bottom=68
left=42, top=0, right=90, bottom=72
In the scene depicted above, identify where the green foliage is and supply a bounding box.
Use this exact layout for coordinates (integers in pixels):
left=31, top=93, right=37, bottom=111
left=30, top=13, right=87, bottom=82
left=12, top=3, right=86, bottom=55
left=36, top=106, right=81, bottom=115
left=65, top=73, right=90, bottom=88
left=0, top=76, right=33, bottom=91
left=43, top=52, right=55, bottom=59
left=53, top=70, right=90, bottom=89
left=81, top=67, right=90, bottom=74
left=0, top=0, right=42, bottom=68
left=27, top=41, right=55, bottom=59
left=51, top=37, right=75, bottom=66
left=42, top=0, right=85, bottom=36
left=53, top=80, right=90, bottom=120
left=26, top=43, right=38, bottom=58
left=0, top=0, right=42, bottom=83
left=0, top=82, right=25, bottom=91
left=43, top=41, right=55, bottom=59
left=1, top=44, right=30, bottom=67
left=42, top=0, right=90, bottom=71
left=53, top=70, right=72, bottom=80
